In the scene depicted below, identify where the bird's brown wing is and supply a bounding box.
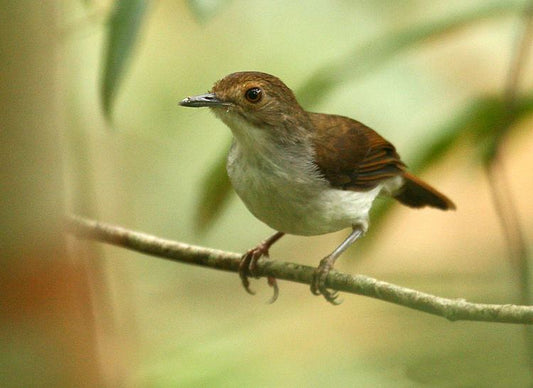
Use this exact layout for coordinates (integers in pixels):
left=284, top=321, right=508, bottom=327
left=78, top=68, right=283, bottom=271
left=310, top=113, right=406, bottom=191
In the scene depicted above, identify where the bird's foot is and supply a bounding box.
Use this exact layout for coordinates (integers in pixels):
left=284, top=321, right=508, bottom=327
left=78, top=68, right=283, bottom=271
left=310, top=255, right=342, bottom=305
left=239, top=242, right=279, bottom=303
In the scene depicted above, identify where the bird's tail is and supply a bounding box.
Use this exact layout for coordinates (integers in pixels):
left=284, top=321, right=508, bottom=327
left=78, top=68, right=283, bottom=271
left=393, top=172, right=455, bottom=210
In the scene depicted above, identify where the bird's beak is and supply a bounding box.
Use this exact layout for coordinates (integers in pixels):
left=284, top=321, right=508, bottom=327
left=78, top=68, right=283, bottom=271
left=179, top=93, right=228, bottom=108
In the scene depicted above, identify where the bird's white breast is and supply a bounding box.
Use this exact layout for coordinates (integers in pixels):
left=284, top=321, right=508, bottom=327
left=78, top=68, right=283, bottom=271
left=225, top=130, right=382, bottom=236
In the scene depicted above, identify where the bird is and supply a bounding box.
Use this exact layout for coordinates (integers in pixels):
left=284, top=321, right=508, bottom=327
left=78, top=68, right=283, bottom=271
left=179, top=71, right=455, bottom=304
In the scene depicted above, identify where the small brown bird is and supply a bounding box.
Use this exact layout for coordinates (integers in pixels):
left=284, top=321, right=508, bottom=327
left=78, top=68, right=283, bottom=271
left=180, top=71, right=455, bottom=304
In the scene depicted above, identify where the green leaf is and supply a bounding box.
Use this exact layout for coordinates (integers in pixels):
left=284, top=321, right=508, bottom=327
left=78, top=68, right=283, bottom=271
left=477, top=93, right=533, bottom=164
left=101, top=0, right=149, bottom=120
left=187, top=0, right=230, bottom=23
left=195, top=144, right=233, bottom=231
left=516, top=92, right=533, bottom=115
left=297, top=1, right=525, bottom=108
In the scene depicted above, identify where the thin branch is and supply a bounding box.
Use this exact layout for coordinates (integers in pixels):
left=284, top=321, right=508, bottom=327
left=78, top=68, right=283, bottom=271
left=65, top=215, right=533, bottom=325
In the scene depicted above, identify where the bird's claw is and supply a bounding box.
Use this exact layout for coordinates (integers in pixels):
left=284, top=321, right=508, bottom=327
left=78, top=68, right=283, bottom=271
left=266, top=276, right=279, bottom=304
left=239, top=249, right=259, bottom=295
left=239, top=244, right=279, bottom=303
left=311, top=256, right=343, bottom=305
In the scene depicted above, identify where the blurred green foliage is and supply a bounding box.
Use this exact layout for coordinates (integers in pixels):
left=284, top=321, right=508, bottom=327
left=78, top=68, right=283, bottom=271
left=194, top=139, right=233, bottom=230
left=368, top=92, right=533, bottom=236
left=187, top=0, right=231, bottom=23
left=101, top=0, right=148, bottom=119
left=297, top=0, right=525, bottom=108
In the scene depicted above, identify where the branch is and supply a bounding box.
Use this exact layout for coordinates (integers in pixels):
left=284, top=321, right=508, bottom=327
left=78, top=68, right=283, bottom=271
left=65, top=215, right=533, bottom=325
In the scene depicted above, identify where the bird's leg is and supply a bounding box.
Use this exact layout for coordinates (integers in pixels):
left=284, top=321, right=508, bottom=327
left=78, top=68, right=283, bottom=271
left=240, top=231, right=285, bottom=302
left=311, top=226, right=364, bottom=304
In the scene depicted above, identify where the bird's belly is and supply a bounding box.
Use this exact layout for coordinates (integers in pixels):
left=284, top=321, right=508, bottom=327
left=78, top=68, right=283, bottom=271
left=228, top=162, right=380, bottom=235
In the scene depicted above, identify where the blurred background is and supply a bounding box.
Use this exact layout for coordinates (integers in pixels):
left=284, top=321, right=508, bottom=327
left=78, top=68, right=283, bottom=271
left=2, top=0, right=533, bottom=386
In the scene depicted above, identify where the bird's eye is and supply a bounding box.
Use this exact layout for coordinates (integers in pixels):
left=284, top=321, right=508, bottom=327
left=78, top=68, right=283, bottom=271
left=245, top=87, right=262, bottom=103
